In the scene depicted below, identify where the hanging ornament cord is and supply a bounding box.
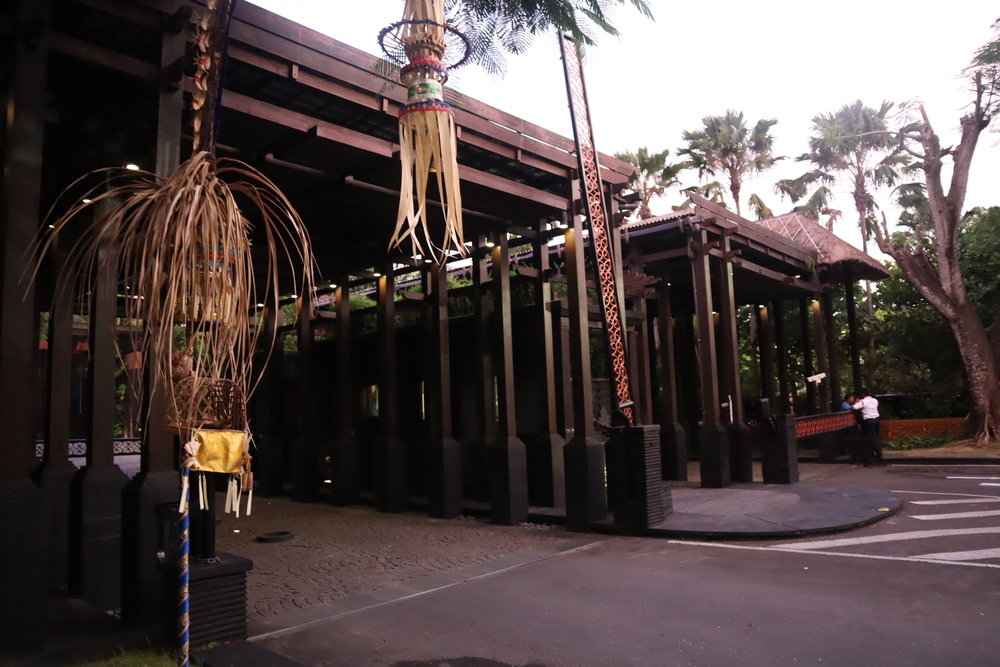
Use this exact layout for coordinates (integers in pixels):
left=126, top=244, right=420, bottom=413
left=380, top=0, right=471, bottom=263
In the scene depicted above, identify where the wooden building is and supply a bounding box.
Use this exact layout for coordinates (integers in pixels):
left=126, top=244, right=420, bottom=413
left=0, top=0, right=886, bottom=654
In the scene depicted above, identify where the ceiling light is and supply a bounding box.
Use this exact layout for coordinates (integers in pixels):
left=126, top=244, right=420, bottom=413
left=124, top=163, right=140, bottom=171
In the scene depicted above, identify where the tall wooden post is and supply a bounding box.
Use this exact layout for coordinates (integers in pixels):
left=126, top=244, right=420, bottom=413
left=774, top=300, right=791, bottom=413
left=715, top=238, right=750, bottom=482
left=845, top=280, right=862, bottom=396
left=812, top=297, right=831, bottom=411
left=375, top=265, right=406, bottom=511
left=467, top=236, right=496, bottom=499
left=655, top=278, right=686, bottom=481
left=290, top=289, right=318, bottom=501
left=71, top=196, right=128, bottom=610
left=822, top=289, right=841, bottom=412
left=489, top=234, right=528, bottom=525
left=563, top=206, right=607, bottom=529
left=799, top=297, right=816, bottom=413
left=425, top=263, right=462, bottom=517
left=523, top=219, right=565, bottom=507
left=756, top=304, right=777, bottom=406
left=0, top=0, right=49, bottom=650
left=330, top=278, right=360, bottom=505
left=251, top=306, right=285, bottom=497
left=691, top=227, right=729, bottom=488
left=121, top=12, right=188, bottom=628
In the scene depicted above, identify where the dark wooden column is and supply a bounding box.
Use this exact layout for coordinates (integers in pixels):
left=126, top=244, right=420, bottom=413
left=798, top=297, right=816, bottom=413
left=290, top=289, right=319, bottom=501
left=425, top=264, right=462, bottom=518
left=812, top=297, right=831, bottom=411
left=845, top=280, right=862, bottom=396
left=563, top=210, right=607, bottom=529
left=71, top=200, right=128, bottom=610
left=715, top=238, right=750, bottom=482
left=756, top=304, right=777, bottom=406
left=822, top=289, right=841, bottom=411
left=467, top=236, right=495, bottom=499
left=330, top=278, right=359, bottom=505
left=691, top=227, right=729, bottom=488
left=523, top=220, right=565, bottom=507
left=375, top=265, right=405, bottom=511
left=774, top=300, right=791, bottom=413
left=655, top=278, right=686, bottom=481
left=0, top=2, right=49, bottom=650
left=121, top=12, right=187, bottom=627
left=36, top=237, right=77, bottom=593
left=251, top=306, right=285, bottom=497
left=630, top=297, right=653, bottom=425
left=489, top=233, right=528, bottom=525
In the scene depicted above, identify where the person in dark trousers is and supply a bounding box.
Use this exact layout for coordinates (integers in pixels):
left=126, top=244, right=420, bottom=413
left=852, top=390, right=887, bottom=465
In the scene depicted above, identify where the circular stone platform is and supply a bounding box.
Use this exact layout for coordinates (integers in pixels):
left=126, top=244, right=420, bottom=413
left=594, top=482, right=900, bottom=539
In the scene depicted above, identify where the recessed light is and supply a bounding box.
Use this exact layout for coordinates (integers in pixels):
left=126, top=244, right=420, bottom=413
left=124, top=163, right=140, bottom=171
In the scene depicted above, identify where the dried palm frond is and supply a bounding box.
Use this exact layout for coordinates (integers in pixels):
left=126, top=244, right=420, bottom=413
left=32, top=151, right=315, bottom=436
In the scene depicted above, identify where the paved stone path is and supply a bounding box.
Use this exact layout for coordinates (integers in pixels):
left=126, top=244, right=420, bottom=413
left=215, top=498, right=575, bottom=622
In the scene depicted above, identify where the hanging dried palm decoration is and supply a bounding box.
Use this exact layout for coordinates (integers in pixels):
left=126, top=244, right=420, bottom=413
left=30, top=0, right=315, bottom=516
left=379, top=0, right=472, bottom=263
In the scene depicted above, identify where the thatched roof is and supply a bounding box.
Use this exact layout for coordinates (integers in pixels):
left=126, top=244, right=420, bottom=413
left=755, top=212, right=889, bottom=282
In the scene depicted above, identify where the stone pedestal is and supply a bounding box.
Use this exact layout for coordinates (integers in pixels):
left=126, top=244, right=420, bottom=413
left=698, top=423, right=731, bottom=489
left=188, top=552, right=253, bottom=648
left=728, top=422, right=753, bottom=483
left=0, top=479, right=48, bottom=656
left=659, top=421, right=687, bottom=481
left=563, top=435, right=608, bottom=531
left=121, top=470, right=178, bottom=629
left=523, top=432, right=565, bottom=508
left=488, top=436, right=528, bottom=525
left=70, top=464, right=128, bottom=610
left=35, top=458, right=77, bottom=590
left=762, top=414, right=799, bottom=484
left=427, top=436, right=462, bottom=519
left=606, top=425, right=669, bottom=529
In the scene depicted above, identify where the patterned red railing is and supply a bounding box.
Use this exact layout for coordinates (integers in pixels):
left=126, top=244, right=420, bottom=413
left=559, top=33, right=633, bottom=426
left=794, top=412, right=857, bottom=438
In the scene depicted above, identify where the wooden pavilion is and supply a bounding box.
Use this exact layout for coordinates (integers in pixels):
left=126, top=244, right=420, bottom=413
left=0, top=0, right=886, bottom=655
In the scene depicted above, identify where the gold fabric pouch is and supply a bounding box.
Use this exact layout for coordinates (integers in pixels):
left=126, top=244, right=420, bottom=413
left=192, top=429, right=247, bottom=474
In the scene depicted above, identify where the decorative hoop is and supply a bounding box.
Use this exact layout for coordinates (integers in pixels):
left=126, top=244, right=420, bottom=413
left=378, top=19, right=472, bottom=70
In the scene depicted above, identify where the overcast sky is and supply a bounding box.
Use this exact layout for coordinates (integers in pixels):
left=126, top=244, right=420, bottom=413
left=247, top=0, right=998, bottom=252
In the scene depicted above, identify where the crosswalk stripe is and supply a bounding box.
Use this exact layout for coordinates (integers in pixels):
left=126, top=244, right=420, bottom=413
left=910, top=498, right=1000, bottom=505
left=947, top=476, right=1000, bottom=480
left=773, top=527, right=1000, bottom=550
left=666, top=540, right=1000, bottom=569
left=893, top=489, right=1000, bottom=499
left=916, top=547, right=1000, bottom=561
left=982, top=483, right=1000, bottom=487
left=910, top=509, right=1000, bottom=521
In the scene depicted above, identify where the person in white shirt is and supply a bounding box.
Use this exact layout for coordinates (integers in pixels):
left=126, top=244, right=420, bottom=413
left=852, top=390, right=886, bottom=464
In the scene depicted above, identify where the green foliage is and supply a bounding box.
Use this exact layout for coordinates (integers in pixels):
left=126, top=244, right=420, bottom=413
left=678, top=110, right=780, bottom=216
left=78, top=647, right=181, bottom=666
left=777, top=100, right=906, bottom=244
left=447, top=0, right=653, bottom=76
left=885, top=432, right=956, bottom=451
left=872, top=265, right=963, bottom=393
left=958, top=206, right=1000, bottom=329
left=613, top=146, right=688, bottom=218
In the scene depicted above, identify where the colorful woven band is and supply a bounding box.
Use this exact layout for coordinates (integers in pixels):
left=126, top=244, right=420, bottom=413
left=399, top=100, right=454, bottom=117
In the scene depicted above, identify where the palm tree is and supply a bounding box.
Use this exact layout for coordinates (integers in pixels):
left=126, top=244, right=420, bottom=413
left=774, top=100, right=906, bottom=253
left=613, top=147, right=688, bottom=219
left=776, top=100, right=909, bottom=388
left=448, top=0, right=653, bottom=75
left=678, top=110, right=780, bottom=217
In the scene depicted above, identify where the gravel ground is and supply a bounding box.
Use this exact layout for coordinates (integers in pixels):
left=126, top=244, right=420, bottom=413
left=215, top=497, right=575, bottom=622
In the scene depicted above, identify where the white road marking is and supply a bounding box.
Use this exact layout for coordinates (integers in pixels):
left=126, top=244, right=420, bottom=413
left=948, top=476, right=1000, bottom=480
left=893, top=489, right=1000, bottom=499
left=910, top=509, right=1000, bottom=521
left=916, top=547, right=1000, bottom=561
left=666, top=540, right=1000, bottom=569
left=910, top=498, right=1000, bottom=505
left=772, top=527, right=1000, bottom=550
left=982, top=483, right=1000, bottom=487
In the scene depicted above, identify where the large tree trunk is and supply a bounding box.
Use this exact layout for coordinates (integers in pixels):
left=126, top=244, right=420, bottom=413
left=948, top=303, right=1000, bottom=442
